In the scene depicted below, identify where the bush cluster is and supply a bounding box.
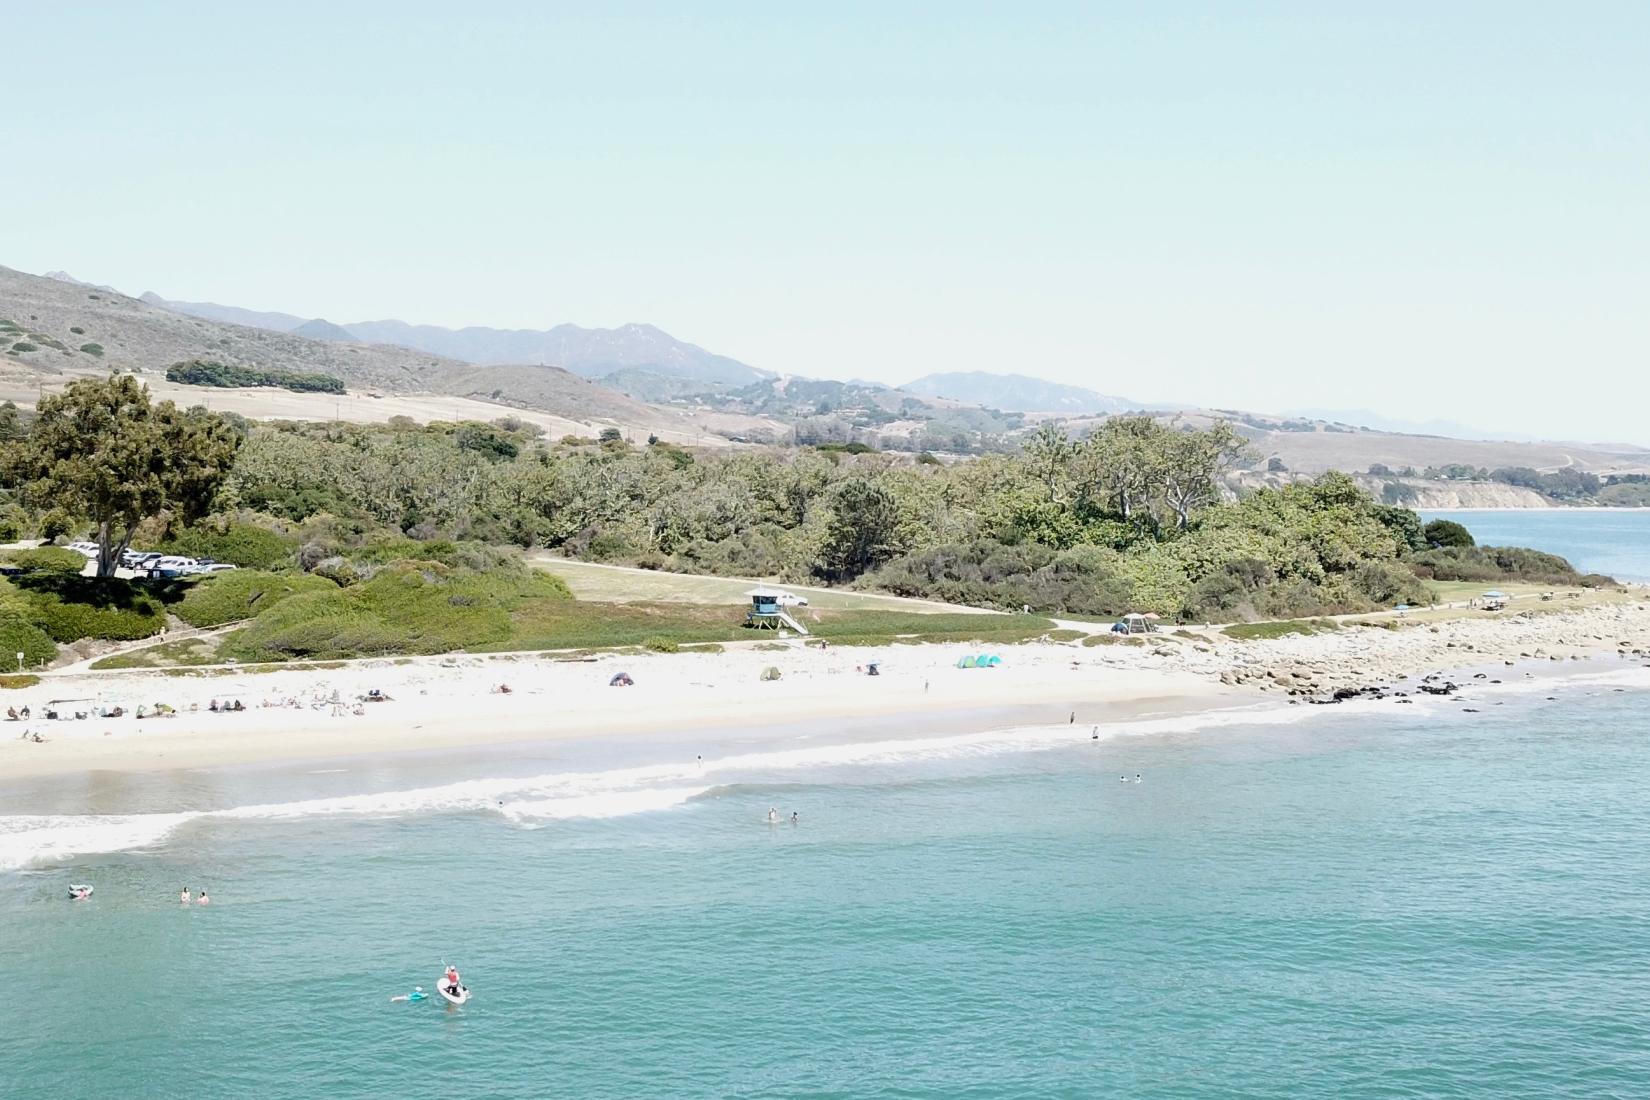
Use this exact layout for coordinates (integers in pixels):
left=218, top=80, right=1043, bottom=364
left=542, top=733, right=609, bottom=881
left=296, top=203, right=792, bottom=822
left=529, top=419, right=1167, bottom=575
left=172, top=570, right=339, bottom=628
left=160, top=522, right=296, bottom=570
left=166, top=359, right=346, bottom=395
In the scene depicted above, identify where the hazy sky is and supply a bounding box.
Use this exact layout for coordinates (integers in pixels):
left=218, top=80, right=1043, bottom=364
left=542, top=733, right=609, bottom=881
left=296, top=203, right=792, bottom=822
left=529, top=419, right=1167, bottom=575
left=5, top=4, right=1647, bottom=442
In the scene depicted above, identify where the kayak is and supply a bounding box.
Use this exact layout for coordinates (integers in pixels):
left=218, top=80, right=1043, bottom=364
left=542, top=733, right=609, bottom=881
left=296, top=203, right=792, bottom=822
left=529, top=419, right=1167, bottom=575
left=437, top=981, right=470, bottom=1006
left=68, top=884, right=93, bottom=900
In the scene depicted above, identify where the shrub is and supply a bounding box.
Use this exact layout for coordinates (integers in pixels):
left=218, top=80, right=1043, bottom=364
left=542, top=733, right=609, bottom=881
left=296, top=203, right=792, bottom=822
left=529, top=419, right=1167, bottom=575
left=3, top=547, right=86, bottom=573
left=642, top=636, right=680, bottom=653
left=222, top=562, right=569, bottom=662
left=160, top=522, right=296, bottom=570
left=13, top=577, right=168, bottom=642
left=10, top=342, right=39, bottom=353
left=1410, top=545, right=1582, bottom=585
left=38, top=510, right=77, bottom=542
left=173, top=569, right=339, bottom=627
left=0, top=582, right=58, bottom=665
left=78, top=343, right=104, bottom=357
left=0, top=674, right=42, bottom=689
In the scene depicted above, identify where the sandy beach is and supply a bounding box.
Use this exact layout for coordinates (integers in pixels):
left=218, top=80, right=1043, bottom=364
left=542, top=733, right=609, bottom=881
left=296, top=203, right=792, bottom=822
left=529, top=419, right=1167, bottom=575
left=4, top=595, right=1649, bottom=781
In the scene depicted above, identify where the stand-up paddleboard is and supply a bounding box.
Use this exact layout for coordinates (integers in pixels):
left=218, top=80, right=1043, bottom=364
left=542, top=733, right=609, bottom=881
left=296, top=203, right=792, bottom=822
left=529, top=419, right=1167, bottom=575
left=438, top=981, right=470, bottom=1006
left=68, top=884, right=93, bottom=900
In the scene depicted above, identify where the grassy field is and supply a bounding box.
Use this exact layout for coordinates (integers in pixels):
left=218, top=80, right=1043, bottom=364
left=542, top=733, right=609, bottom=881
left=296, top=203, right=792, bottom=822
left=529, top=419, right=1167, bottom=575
left=1223, top=619, right=1341, bottom=641
left=532, top=557, right=990, bottom=614
left=90, top=637, right=223, bottom=671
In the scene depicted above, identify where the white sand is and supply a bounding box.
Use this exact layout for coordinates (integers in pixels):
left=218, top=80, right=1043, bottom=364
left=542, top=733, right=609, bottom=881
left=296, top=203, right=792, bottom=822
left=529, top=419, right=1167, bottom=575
left=4, top=596, right=1649, bottom=780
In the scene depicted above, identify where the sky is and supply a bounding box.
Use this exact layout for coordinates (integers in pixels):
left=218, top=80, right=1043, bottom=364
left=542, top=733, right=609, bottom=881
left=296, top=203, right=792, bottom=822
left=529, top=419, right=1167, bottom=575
left=4, top=3, right=1647, bottom=443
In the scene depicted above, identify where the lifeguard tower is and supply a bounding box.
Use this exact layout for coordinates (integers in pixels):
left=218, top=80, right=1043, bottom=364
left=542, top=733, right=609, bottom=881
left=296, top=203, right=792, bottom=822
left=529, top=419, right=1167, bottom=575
left=743, top=587, right=810, bottom=635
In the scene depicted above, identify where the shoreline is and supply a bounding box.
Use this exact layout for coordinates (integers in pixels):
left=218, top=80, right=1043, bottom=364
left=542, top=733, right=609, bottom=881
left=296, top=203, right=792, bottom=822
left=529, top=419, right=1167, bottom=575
left=3, top=597, right=1649, bottom=786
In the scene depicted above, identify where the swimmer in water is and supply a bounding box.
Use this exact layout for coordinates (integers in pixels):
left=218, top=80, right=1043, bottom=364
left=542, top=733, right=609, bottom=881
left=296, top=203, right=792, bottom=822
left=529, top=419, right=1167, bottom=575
left=197, top=890, right=210, bottom=906
left=767, top=807, right=778, bottom=824
left=180, top=887, right=190, bottom=904
left=391, top=986, right=428, bottom=1003
left=1134, top=774, right=1142, bottom=784
left=790, top=811, right=799, bottom=825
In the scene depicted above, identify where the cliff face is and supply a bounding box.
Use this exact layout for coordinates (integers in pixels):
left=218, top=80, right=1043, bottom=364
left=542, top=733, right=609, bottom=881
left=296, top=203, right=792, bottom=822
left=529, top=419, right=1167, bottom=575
left=1356, top=478, right=1553, bottom=509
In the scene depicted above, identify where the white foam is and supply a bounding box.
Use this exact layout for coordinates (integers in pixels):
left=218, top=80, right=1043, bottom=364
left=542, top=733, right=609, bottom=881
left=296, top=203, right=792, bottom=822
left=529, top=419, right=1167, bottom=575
left=6, top=676, right=1643, bottom=870
left=0, top=812, right=201, bottom=872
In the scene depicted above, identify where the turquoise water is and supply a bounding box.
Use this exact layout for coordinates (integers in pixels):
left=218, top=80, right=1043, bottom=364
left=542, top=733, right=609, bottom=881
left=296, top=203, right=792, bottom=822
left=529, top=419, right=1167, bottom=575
left=1422, top=509, right=1650, bottom=582
left=7, top=672, right=1650, bottom=1098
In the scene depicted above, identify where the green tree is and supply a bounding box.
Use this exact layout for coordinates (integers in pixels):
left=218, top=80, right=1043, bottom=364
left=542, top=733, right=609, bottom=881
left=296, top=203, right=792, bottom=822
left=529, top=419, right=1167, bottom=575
left=4, top=376, right=240, bottom=576
left=0, top=401, right=23, bottom=443
left=817, top=478, right=902, bottom=582
left=1372, top=504, right=1427, bottom=552
left=1158, top=420, right=1249, bottom=529
left=1423, top=519, right=1474, bottom=549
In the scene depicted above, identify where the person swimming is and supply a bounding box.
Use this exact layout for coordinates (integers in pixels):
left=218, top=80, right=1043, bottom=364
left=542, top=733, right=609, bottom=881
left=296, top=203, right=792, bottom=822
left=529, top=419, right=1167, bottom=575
left=197, top=890, right=210, bottom=905
left=766, top=807, right=778, bottom=824
left=790, top=811, right=799, bottom=825
left=180, top=887, right=190, bottom=904
left=1134, top=774, right=1142, bottom=784
left=391, top=986, right=428, bottom=1003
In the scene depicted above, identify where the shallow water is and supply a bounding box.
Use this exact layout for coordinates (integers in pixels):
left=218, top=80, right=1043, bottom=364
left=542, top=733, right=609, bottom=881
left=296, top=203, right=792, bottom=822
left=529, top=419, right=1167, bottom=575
left=6, top=672, right=1650, bottom=1098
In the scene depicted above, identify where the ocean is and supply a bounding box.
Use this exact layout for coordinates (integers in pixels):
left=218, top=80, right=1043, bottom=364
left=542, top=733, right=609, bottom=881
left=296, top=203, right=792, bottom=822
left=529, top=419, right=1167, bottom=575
left=5, top=509, right=1650, bottom=1097
left=1422, top=508, right=1650, bottom=583
left=6, top=671, right=1650, bottom=1098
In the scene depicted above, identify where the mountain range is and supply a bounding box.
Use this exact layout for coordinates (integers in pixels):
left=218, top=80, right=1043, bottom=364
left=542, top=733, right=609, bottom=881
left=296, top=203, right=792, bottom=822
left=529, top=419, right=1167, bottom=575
left=9, top=265, right=1650, bottom=476
left=140, top=292, right=771, bottom=389
left=904, top=371, right=1139, bottom=415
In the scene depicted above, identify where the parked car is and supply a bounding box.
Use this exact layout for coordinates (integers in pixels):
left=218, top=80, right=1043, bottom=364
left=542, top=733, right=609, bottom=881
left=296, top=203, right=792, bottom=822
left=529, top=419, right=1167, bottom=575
left=200, top=563, right=239, bottom=573
left=66, top=541, right=100, bottom=559
left=777, top=593, right=809, bottom=607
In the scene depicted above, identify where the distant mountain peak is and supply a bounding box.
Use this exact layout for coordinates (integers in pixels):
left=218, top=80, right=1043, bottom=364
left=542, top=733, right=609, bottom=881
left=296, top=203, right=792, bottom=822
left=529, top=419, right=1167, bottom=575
left=45, top=270, right=120, bottom=294
left=292, top=317, right=357, bottom=342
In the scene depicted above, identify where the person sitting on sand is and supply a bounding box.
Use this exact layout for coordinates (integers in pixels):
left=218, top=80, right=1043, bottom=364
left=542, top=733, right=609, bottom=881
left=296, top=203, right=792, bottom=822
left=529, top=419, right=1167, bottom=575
left=209, top=700, right=219, bottom=713
left=5, top=707, right=17, bottom=721
left=30, top=732, right=44, bottom=743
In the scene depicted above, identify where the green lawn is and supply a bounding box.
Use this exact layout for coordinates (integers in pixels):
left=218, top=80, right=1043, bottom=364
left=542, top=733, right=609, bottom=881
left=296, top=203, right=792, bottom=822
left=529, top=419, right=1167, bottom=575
left=532, top=557, right=989, bottom=614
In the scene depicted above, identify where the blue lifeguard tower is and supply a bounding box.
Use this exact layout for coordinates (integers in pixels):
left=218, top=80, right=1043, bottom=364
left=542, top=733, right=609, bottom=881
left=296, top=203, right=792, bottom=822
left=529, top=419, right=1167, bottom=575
left=743, top=587, right=810, bottom=635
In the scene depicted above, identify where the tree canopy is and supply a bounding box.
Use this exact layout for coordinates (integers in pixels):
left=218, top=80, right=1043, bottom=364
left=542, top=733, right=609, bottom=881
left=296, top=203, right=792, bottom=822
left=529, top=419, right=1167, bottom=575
left=3, top=375, right=241, bottom=576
